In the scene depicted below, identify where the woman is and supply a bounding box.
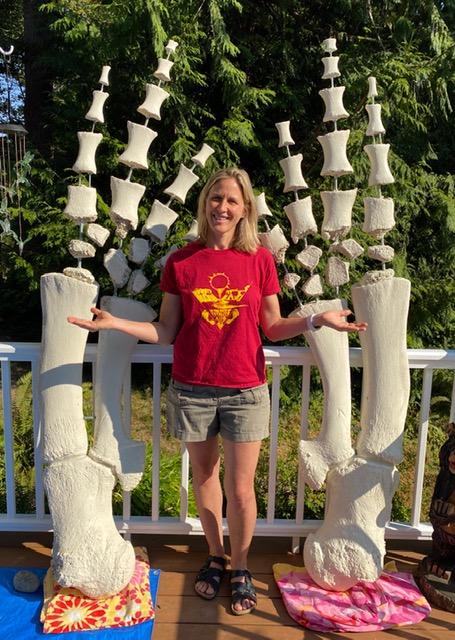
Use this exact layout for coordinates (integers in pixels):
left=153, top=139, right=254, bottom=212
left=68, top=167, right=367, bottom=615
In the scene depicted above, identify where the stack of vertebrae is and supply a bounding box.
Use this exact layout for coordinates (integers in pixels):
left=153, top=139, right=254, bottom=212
left=103, top=38, right=178, bottom=295
left=259, top=37, right=365, bottom=303
left=104, top=137, right=214, bottom=292
left=363, top=76, right=396, bottom=267
left=139, top=139, right=214, bottom=267
left=263, top=119, right=319, bottom=300
left=317, top=36, right=363, bottom=295
left=63, top=65, right=112, bottom=285
left=102, top=37, right=214, bottom=294
left=257, top=36, right=410, bottom=593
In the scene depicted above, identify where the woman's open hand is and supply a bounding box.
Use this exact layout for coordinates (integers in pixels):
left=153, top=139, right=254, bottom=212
left=316, top=309, right=368, bottom=332
left=67, top=307, right=116, bottom=332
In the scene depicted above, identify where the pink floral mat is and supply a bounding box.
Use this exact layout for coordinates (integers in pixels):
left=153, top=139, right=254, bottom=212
left=273, top=563, right=431, bottom=632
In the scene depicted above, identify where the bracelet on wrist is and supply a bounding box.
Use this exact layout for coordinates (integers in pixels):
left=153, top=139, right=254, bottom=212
left=308, top=313, right=321, bottom=331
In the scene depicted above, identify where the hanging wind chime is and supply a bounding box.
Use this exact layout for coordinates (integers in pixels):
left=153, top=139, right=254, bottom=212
left=0, top=44, right=30, bottom=254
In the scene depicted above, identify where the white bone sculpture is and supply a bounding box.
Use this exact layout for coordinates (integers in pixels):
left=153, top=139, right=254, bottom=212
left=318, top=129, right=354, bottom=176
left=137, top=84, right=170, bottom=120
left=72, top=132, right=103, bottom=175
left=98, top=65, right=111, bottom=86
left=319, top=87, right=349, bottom=122
left=320, top=188, right=357, bottom=241
left=284, top=198, right=317, bottom=243
left=183, top=219, right=199, bottom=241
left=268, top=41, right=410, bottom=593
left=64, top=185, right=98, bottom=223
left=39, top=44, right=183, bottom=598
left=85, top=90, right=109, bottom=124
left=279, top=154, right=309, bottom=191
left=299, top=62, right=410, bottom=591
left=275, top=120, right=295, bottom=147
left=322, top=56, right=340, bottom=80
left=191, top=143, right=215, bottom=168
left=304, top=272, right=410, bottom=590
left=141, top=199, right=179, bottom=243
left=163, top=164, right=199, bottom=204
left=118, top=121, right=158, bottom=170
left=290, top=299, right=355, bottom=489
left=109, top=176, right=146, bottom=237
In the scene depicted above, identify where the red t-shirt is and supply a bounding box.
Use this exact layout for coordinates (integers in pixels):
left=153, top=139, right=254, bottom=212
left=160, top=242, right=280, bottom=388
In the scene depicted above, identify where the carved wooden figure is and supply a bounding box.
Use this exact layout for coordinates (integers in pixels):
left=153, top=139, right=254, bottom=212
left=418, top=424, right=455, bottom=611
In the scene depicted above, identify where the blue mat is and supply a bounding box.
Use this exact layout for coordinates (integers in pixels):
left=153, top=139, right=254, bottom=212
left=0, top=568, right=160, bottom=640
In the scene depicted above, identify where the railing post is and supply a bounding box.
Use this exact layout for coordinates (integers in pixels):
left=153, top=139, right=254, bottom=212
left=151, top=362, right=162, bottom=521
left=31, top=359, right=45, bottom=519
left=411, top=367, right=433, bottom=527
left=122, top=365, right=132, bottom=539
left=293, top=363, right=311, bottom=554
left=267, top=365, right=281, bottom=524
left=180, top=443, right=190, bottom=522
left=1, top=360, right=16, bottom=518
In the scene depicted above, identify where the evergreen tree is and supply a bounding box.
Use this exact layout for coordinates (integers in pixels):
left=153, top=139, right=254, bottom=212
left=0, top=0, right=452, bottom=355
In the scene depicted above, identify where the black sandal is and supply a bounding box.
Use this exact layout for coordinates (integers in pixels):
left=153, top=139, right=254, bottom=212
left=194, top=555, right=227, bottom=600
left=230, top=569, right=257, bottom=615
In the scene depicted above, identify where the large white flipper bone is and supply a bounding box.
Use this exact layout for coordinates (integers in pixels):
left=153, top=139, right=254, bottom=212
left=304, top=456, right=399, bottom=590
left=352, top=273, right=411, bottom=463
left=304, top=273, right=410, bottom=591
left=44, top=456, right=136, bottom=598
left=40, top=273, right=98, bottom=462
left=40, top=273, right=135, bottom=597
left=289, top=299, right=354, bottom=489
left=89, top=296, right=157, bottom=491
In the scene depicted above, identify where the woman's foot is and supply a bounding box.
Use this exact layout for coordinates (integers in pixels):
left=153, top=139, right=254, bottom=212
left=194, top=555, right=227, bottom=600
left=230, top=569, right=257, bottom=615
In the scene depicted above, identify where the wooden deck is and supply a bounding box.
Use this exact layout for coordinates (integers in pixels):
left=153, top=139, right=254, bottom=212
left=1, top=532, right=455, bottom=639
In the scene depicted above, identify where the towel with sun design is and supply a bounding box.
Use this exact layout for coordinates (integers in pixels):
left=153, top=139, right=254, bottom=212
left=40, top=547, right=154, bottom=634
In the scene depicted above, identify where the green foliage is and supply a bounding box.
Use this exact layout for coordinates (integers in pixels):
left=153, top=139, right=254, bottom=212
left=0, top=372, right=36, bottom=513
left=127, top=445, right=197, bottom=517
left=0, top=0, right=453, bottom=351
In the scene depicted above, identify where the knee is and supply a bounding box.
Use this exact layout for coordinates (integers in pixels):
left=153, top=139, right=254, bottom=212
left=191, top=460, right=220, bottom=485
left=224, top=481, right=255, bottom=509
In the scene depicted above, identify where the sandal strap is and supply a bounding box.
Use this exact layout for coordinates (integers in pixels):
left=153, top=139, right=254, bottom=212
left=207, top=555, right=227, bottom=568
left=195, top=555, right=227, bottom=591
left=230, top=569, right=257, bottom=603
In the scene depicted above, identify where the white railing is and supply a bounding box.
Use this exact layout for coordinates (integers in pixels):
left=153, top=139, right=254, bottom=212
left=1, top=342, right=454, bottom=549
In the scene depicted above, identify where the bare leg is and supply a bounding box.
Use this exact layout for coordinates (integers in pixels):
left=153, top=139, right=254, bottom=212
left=223, top=439, right=261, bottom=613
left=186, top=439, right=225, bottom=598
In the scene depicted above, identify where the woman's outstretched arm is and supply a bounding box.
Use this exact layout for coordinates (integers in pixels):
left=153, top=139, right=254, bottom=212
left=67, top=292, right=182, bottom=345
left=260, top=294, right=367, bottom=342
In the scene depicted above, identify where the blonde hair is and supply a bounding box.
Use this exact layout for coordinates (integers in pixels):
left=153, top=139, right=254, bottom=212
left=196, top=167, right=260, bottom=253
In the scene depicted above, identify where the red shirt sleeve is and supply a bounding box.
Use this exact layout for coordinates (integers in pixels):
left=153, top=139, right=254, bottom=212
left=260, top=248, right=281, bottom=296
left=160, top=253, right=180, bottom=295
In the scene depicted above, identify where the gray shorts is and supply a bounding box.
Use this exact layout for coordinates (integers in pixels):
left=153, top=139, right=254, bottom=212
left=166, top=379, right=270, bottom=442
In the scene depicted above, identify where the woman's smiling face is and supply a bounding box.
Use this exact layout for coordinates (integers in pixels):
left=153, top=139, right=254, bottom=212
left=204, top=177, right=245, bottom=247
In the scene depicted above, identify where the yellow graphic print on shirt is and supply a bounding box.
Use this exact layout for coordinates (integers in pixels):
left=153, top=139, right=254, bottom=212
left=192, top=272, right=250, bottom=330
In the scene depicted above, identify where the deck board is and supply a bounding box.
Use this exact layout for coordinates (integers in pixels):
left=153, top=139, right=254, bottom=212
left=0, top=533, right=454, bottom=639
